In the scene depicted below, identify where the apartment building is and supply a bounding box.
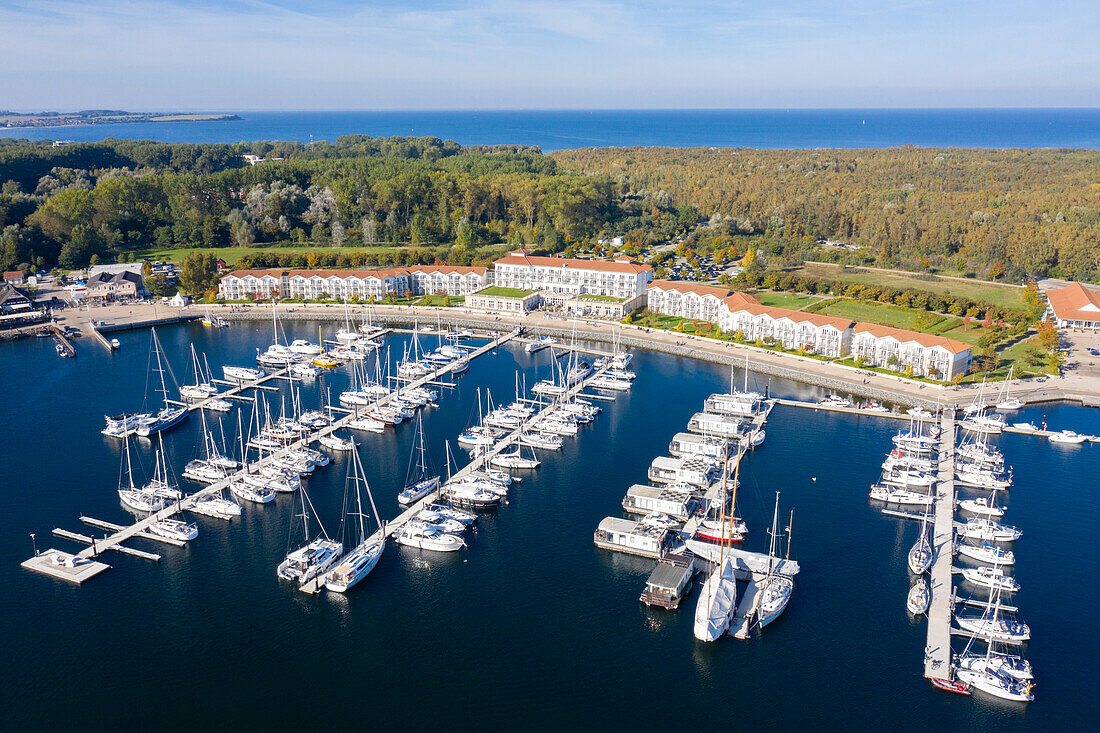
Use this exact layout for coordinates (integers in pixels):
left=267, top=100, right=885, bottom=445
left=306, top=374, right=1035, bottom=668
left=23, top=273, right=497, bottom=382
left=850, top=323, right=972, bottom=380
left=492, top=251, right=651, bottom=300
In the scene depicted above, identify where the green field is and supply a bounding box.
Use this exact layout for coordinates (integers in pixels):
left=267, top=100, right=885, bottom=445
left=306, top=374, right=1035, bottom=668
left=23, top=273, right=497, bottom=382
left=752, top=291, right=822, bottom=310
left=414, top=295, right=464, bottom=307
left=790, top=262, right=1026, bottom=310
left=807, top=298, right=963, bottom=333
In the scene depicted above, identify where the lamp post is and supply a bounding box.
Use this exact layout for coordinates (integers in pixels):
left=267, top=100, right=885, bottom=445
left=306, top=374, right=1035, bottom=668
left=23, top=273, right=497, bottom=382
left=30, top=533, right=38, bottom=557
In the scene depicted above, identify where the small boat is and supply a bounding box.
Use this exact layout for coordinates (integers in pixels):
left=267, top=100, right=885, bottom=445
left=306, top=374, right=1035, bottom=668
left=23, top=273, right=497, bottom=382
left=525, top=336, right=556, bottom=353
left=757, top=495, right=795, bottom=629
left=931, top=678, right=972, bottom=695
left=399, top=419, right=441, bottom=506
left=110, top=338, right=121, bottom=348
left=955, top=615, right=1030, bottom=645
left=641, top=512, right=680, bottom=530
left=289, top=339, right=321, bottom=355
left=1011, top=422, right=1039, bottom=432
left=907, top=407, right=933, bottom=418
left=490, top=448, right=540, bottom=470
left=424, top=502, right=477, bottom=525
left=1048, top=429, right=1087, bottom=445
left=223, top=365, right=265, bottom=382
left=907, top=577, right=930, bottom=615
left=348, top=415, right=386, bottom=433
left=150, top=518, right=198, bottom=541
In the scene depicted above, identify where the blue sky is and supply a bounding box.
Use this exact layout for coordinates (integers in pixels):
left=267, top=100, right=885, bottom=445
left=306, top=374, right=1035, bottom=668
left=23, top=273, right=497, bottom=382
left=1, top=0, right=1097, bottom=110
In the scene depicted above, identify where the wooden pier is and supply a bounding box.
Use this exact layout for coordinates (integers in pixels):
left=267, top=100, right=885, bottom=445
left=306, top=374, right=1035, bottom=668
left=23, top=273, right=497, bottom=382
left=88, top=323, right=117, bottom=352
left=924, top=413, right=956, bottom=683
left=26, top=329, right=521, bottom=583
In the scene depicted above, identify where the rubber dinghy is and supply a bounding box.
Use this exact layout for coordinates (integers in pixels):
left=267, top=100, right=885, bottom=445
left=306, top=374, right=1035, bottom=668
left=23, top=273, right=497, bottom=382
left=693, top=556, right=738, bottom=642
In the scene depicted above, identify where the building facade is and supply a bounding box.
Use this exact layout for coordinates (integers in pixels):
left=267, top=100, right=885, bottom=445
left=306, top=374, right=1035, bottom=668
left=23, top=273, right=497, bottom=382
left=86, top=270, right=144, bottom=299
left=219, top=266, right=487, bottom=301
left=466, top=287, right=539, bottom=314
left=492, top=251, right=651, bottom=301
left=849, top=324, right=971, bottom=380
left=646, top=280, right=732, bottom=321
left=1044, top=282, right=1100, bottom=329
left=717, top=299, right=854, bottom=357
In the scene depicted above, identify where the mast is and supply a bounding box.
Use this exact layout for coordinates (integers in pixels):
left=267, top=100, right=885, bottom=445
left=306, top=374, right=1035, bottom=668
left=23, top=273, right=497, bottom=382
left=766, top=491, right=781, bottom=574
left=151, top=328, right=170, bottom=409
left=785, top=508, right=794, bottom=561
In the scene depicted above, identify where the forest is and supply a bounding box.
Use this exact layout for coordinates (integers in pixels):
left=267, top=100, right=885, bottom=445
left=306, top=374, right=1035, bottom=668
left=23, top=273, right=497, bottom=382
left=551, top=146, right=1100, bottom=283
left=1, top=138, right=1098, bottom=287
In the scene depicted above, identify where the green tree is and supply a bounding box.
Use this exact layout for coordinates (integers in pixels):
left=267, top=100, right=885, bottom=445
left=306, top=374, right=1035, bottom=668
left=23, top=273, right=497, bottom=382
left=179, top=251, right=218, bottom=296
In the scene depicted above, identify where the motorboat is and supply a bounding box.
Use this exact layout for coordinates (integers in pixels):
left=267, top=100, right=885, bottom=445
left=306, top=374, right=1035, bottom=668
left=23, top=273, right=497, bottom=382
left=907, top=577, right=930, bottom=615
left=641, top=512, right=680, bottom=530
left=1011, top=422, right=1039, bottom=432
left=1049, top=429, right=1087, bottom=445
left=289, top=339, right=321, bottom=355
left=395, top=522, right=465, bottom=552
left=424, top=502, right=477, bottom=525
left=907, top=407, right=934, bottom=418
left=444, top=482, right=502, bottom=508
left=102, top=412, right=153, bottom=438
left=525, top=336, right=555, bottom=353
left=413, top=511, right=466, bottom=534
left=820, top=395, right=852, bottom=408
left=519, top=432, right=564, bottom=451
left=960, top=566, right=1020, bottom=592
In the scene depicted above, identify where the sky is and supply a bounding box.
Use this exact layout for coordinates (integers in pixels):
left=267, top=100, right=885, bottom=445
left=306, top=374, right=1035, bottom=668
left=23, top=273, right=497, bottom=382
left=1, top=0, right=1098, bottom=110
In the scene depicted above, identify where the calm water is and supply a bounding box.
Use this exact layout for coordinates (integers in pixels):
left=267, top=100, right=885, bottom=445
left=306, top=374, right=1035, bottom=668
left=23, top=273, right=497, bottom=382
left=1, top=322, right=1095, bottom=729
left=2, top=109, right=1099, bottom=150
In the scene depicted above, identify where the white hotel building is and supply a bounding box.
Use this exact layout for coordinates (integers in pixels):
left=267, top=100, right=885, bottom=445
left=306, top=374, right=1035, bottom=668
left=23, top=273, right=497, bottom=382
left=219, top=266, right=487, bottom=301
left=716, top=296, right=854, bottom=358
left=849, top=324, right=972, bottom=380
left=646, top=280, right=732, bottom=322
left=492, top=251, right=652, bottom=302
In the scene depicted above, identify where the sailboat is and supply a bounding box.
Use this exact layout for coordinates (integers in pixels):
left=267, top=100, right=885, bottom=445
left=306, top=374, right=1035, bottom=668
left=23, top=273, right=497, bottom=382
left=693, top=457, right=741, bottom=642
left=995, top=367, right=1025, bottom=411
left=276, top=483, right=343, bottom=585
left=336, top=298, right=361, bottom=344
left=117, top=436, right=167, bottom=513
left=146, top=442, right=199, bottom=541
left=695, top=443, right=747, bottom=544
left=907, top=518, right=934, bottom=574
left=907, top=577, right=930, bottom=615
left=132, top=329, right=190, bottom=437
left=955, top=588, right=1035, bottom=701
left=398, top=414, right=441, bottom=505
left=323, top=444, right=386, bottom=592
left=757, top=495, right=795, bottom=629
left=180, top=344, right=220, bottom=401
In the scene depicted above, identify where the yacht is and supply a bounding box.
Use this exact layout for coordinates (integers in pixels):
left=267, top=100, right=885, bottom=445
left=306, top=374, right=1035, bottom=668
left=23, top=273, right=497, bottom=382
left=960, top=518, right=1021, bottom=542
left=868, top=485, right=933, bottom=506
left=277, top=484, right=343, bottom=585
left=957, top=542, right=1015, bottom=566
left=348, top=415, right=386, bottom=433
left=223, top=365, right=265, bottom=382
left=1049, top=429, right=1087, bottom=445
left=957, top=650, right=1033, bottom=683
left=525, top=337, right=555, bottom=353
left=957, top=496, right=1006, bottom=517
left=757, top=494, right=795, bottom=629
left=519, top=431, right=564, bottom=451
left=317, top=433, right=355, bottom=452
left=907, top=521, right=933, bottom=574
left=395, top=522, right=465, bottom=552
left=399, top=416, right=441, bottom=505
left=1011, top=422, right=1039, bottom=432
left=960, top=566, right=1020, bottom=592
left=444, top=481, right=502, bottom=508
left=820, top=395, right=852, bottom=408
left=693, top=556, right=737, bottom=642
left=489, top=448, right=540, bottom=470
left=954, top=615, right=1030, bottom=645
left=116, top=436, right=167, bottom=513
left=413, top=511, right=466, bottom=534
left=424, top=502, right=477, bottom=525
left=102, top=412, right=153, bottom=439
left=133, top=329, right=190, bottom=437
left=290, top=339, right=321, bottom=355
left=323, top=448, right=385, bottom=593
left=907, top=577, right=930, bottom=615
left=228, top=477, right=275, bottom=504
left=150, top=518, right=199, bottom=542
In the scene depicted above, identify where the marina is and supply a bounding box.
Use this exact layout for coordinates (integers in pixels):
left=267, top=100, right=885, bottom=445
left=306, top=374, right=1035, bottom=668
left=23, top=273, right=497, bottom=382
left=5, top=317, right=1094, bottom=729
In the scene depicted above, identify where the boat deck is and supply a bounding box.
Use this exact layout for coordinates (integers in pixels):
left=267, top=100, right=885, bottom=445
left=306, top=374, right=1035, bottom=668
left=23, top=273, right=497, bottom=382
left=924, top=413, right=956, bottom=682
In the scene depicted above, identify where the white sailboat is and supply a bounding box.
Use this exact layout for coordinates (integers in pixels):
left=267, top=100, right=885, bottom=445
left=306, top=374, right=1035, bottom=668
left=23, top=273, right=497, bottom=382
left=398, top=414, right=441, bottom=505
left=145, top=439, right=199, bottom=541
left=906, top=577, right=930, bottom=615
left=276, top=484, right=343, bottom=585
left=907, top=518, right=934, bottom=574
left=955, top=589, right=1035, bottom=701
left=693, top=556, right=737, bottom=642
left=757, top=495, right=795, bottom=629
left=117, top=435, right=167, bottom=513
left=960, top=566, right=1020, bottom=592
left=994, top=366, right=1025, bottom=411
left=135, top=328, right=190, bottom=437
left=323, top=445, right=386, bottom=593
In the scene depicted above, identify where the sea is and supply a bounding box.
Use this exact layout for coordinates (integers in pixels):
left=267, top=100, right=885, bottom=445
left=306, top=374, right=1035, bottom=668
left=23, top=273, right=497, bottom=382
left=1, top=322, right=1095, bottom=729
left=2, top=109, right=1100, bottom=150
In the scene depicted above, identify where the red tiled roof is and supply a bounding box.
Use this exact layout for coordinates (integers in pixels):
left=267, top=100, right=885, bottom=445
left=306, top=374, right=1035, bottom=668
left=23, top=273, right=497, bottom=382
left=494, top=251, right=650, bottom=274
left=225, top=269, right=286, bottom=279
left=407, top=265, right=487, bottom=276
left=230, top=266, right=487, bottom=281
left=648, top=280, right=732, bottom=298
left=1046, top=282, right=1100, bottom=323
left=852, top=323, right=971, bottom=354
left=722, top=292, right=760, bottom=309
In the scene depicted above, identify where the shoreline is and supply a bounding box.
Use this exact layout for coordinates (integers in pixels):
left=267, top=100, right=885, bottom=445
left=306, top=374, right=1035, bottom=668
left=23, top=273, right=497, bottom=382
left=194, top=302, right=1095, bottom=410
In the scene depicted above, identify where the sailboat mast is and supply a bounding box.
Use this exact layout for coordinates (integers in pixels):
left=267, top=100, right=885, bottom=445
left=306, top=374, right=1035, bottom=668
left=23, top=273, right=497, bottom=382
left=123, top=435, right=135, bottom=490
left=786, top=509, right=794, bottom=561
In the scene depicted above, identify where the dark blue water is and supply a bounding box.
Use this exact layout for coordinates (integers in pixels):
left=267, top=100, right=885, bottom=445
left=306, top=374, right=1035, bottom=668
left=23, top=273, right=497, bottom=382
left=1, top=322, right=1095, bottom=728
left=2, top=109, right=1099, bottom=149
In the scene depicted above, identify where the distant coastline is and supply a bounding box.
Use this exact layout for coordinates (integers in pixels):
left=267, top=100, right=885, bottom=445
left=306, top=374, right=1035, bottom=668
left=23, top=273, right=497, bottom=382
left=0, top=110, right=241, bottom=130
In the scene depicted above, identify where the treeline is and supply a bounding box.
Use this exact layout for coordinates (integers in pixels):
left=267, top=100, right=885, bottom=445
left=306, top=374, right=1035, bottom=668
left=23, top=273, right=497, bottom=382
left=0, top=137, right=630, bottom=273
left=736, top=268, right=1033, bottom=324
left=551, top=146, right=1100, bottom=283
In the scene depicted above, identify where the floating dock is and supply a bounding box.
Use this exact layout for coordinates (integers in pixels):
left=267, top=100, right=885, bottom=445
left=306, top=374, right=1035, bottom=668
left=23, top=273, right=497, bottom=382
left=26, top=329, right=521, bottom=584
left=923, top=413, right=956, bottom=683
left=21, top=550, right=109, bottom=584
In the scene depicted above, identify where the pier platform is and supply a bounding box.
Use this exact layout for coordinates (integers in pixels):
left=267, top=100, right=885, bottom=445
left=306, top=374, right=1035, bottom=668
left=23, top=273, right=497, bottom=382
left=730, top=578, right=762, bottom=639
left=21, top=550, right=110, bottom=583
left=924, top=413, right=956, bottom=682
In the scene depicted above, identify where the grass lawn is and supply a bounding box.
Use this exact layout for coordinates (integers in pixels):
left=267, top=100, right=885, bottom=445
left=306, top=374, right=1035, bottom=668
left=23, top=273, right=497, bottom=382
left=790, top=262, right=1026, bottom=310
left=807, top=298, right=962, bottom=333
left=752, top=290, right=823, bottom=310
left=579, top=294, right=625, bottom=302
left=414, top=295, right=464, bottom=307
